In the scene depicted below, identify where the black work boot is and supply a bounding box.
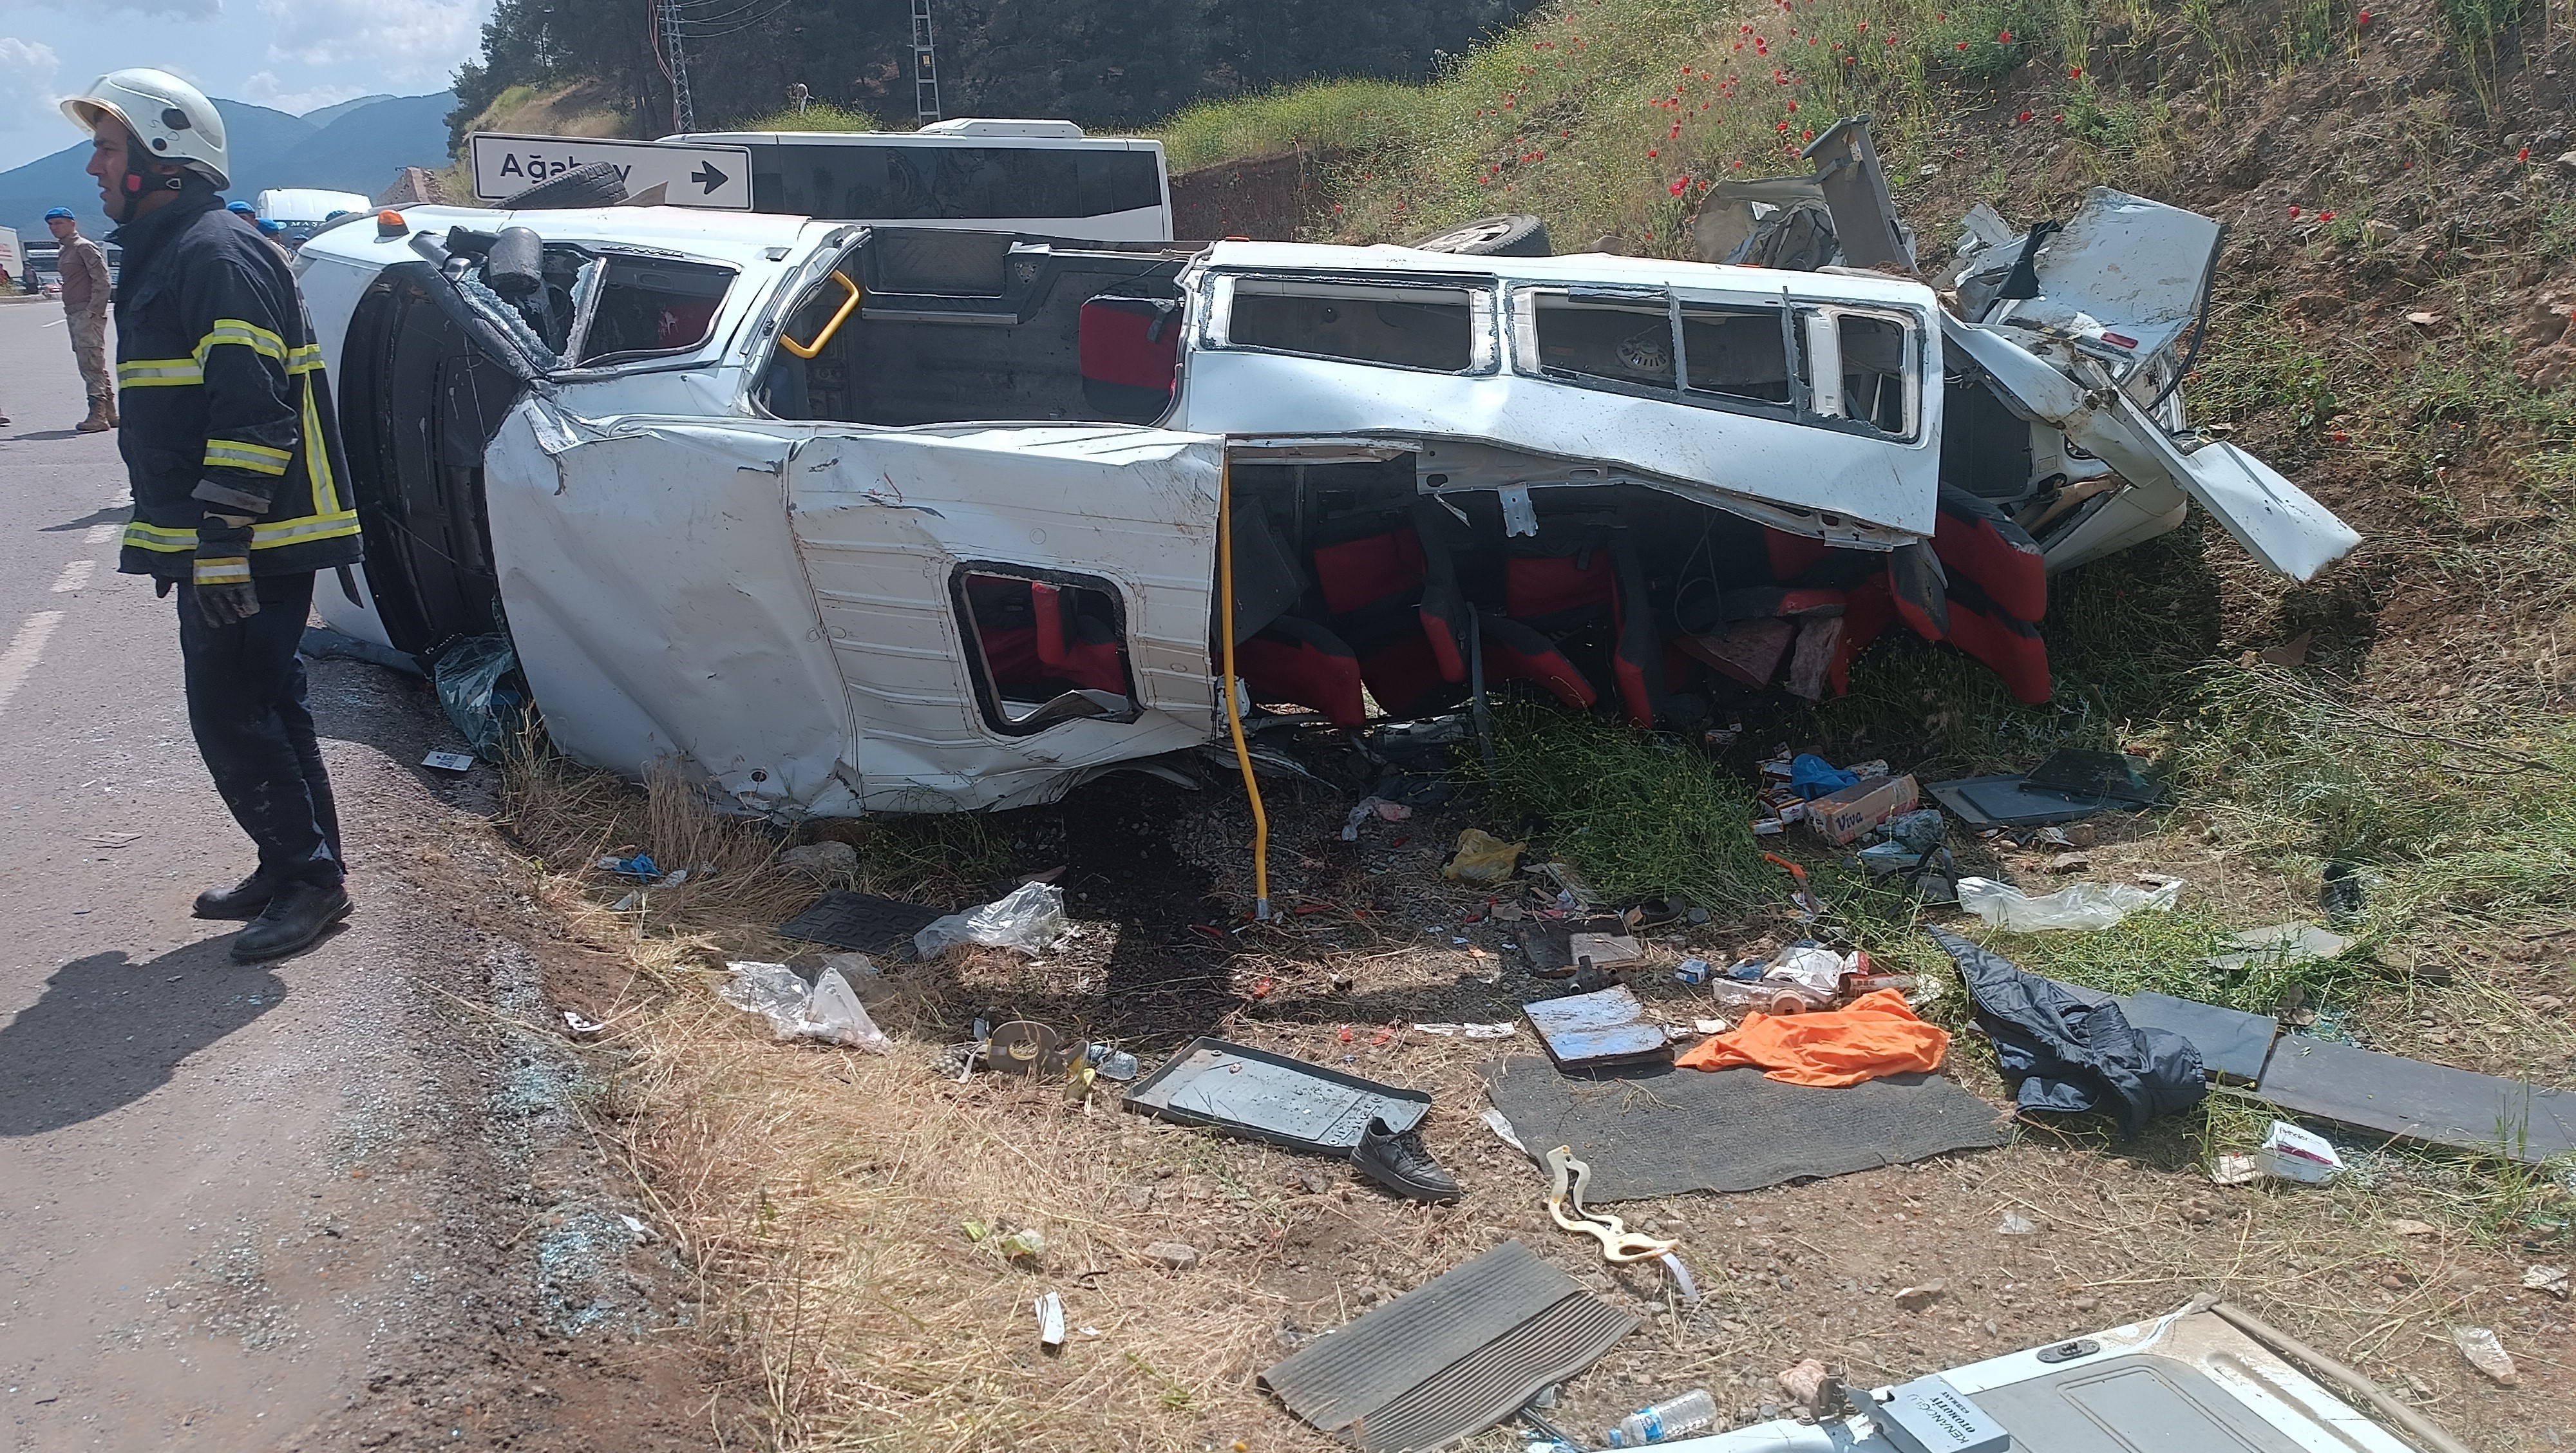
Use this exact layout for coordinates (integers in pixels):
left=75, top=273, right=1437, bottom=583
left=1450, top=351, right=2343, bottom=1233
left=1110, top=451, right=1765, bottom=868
left=194, top=870, right=280, bottom=920
left=231, top=882, right=353, bottom=962
left=1352, top=1116, right=1463, bottom=1204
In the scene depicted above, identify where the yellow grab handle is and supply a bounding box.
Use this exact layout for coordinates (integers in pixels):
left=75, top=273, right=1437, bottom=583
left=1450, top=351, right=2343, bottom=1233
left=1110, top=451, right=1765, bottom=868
left=779, top=270, right=860, bottom=359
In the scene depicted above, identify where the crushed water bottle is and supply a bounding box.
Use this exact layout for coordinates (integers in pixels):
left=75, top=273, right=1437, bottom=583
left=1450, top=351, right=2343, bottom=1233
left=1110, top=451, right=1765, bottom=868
left=1606, top=1388, right=1718, bottom=1447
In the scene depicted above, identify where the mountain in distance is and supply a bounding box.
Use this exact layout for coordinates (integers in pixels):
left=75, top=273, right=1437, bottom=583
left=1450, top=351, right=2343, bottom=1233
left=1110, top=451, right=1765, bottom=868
left=0, top=91, right=456, bottom=245
left=298, top=93, right=399, bottom=129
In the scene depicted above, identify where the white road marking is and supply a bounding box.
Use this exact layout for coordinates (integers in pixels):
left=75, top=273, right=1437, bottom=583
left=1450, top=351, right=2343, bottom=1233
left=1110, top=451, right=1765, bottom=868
left=84, top=521, right=117, bottom=546
left=0, top=611, right=66, bottom=716
left=51, top=560, right=96, bottom=593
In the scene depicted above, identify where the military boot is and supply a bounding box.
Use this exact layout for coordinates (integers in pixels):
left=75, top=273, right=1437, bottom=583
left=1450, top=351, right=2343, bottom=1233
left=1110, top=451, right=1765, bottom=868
left=76, top=395, right=112, bottom=433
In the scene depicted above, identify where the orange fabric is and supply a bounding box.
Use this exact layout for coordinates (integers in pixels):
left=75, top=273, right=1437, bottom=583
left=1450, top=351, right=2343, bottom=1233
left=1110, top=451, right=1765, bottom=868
left=1674, top=989, right=1949, bottom=1087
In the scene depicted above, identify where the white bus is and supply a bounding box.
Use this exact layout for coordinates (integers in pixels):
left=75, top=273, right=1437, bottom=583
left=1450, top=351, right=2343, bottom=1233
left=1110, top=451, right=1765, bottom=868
left=665, top=118, right=1171, bottom=242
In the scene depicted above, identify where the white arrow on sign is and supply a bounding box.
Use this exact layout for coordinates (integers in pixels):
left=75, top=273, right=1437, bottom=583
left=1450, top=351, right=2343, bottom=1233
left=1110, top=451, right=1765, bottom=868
left=468, top=132, right=755, bottom=210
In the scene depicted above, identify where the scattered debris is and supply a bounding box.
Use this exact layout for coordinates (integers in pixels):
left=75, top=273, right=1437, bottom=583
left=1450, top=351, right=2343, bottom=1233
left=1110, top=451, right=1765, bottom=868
left=913, top=880, right=1070, bottom=958
left=985, top=1020, right=1080, bottom=1077
left=1442, top=828, right=1528, bottom=884
left=598, top=852, right=660, bottom=881
left=2521, top=1266, right=2569, bottom=1300
left=1260, top=1242, right=1634, bottom=1453
left=2210, top=1154, right=2263, bottom=1186
left=777, top=839, right=858, bottom=882
left=1606, top=1387, right=1716, bottom=1446
left=2254, top=1121, right=2344, bottom=1184
left=1955, top=875, right=2183, bottom=932
left=1340, top=796, right=1413, bottom=840
left=1996, top=1211, right=2039, bottom=1235
left=560, top=1009, right=607, bottom=1040
left=421, top=750, right=477, bottom=773
left=1892, top=1280, right=1947, bottom=1309
left=1414, top=1022, right=1516, bottom=1040
left=1144, top=1241, right=1201, bottom=1271
left=1808, top=772, right=1922, bottom=846
left=2451, top=1325, right=2518, bottom=1386
left=1544, top=1146, right=1676, bottom=1264
left=718, top=960, right=893, bottom=1052
left=2046, top=851, right=2092, bottom=873
left=1035, top=1291, right=1066, bottom=1348
left=1123, top=1038, right=1432, bottom=1154
left=2117, top=991, right=2278, bottom=1085
left=2206, top=922, right=2356, bottom=973
left=1481, top=1106, right=1528, bottom=1154
left=996, top=1226, right=1046, bottom=1263
left=1523, top=985, right=1672, bottom=1070
left=1775, top=1358, right=1839, bottom=1417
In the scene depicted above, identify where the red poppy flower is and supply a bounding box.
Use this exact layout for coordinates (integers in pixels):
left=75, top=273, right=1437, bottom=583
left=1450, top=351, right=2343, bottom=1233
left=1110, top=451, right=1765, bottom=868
left=2318, top=211, right=2334, bottom=221
left=1647, top=149, right=1659, bottom=158
left=1956, top=40, right=1968, bottom=49
left=2287, top=205, right=2300, bottom=218
left=2069, top=65, right=2082, bottom=77
left=1998, top=28, right=2012, bottom=41
left=2519, top=147, right=2532, bottom=162
left=1670, top=179, right=1689, bottom=195
left=2356, top=8, right=2371, bottom=21
left=2017, top=109, right=2032, bottom=122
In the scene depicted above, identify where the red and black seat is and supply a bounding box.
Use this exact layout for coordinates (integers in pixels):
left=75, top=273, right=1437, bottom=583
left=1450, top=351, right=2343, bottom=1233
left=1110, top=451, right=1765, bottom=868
left=1078, top=294, right=1183, bottom=423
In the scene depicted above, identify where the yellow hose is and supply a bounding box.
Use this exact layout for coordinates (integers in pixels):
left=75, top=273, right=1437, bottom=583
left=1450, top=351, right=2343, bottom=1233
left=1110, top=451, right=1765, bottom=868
left=1216, top=455, right=1271, bottom=920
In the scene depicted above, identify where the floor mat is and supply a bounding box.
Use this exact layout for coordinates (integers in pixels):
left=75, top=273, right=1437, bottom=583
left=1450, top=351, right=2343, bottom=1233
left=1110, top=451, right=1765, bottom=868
left=777, top=891, right=947, bottom=954
left=1123, top=1037, right=1429, bottom=1152
left=1260, top=1240, right=1633, bottom=1453
left=1481, top=1054, right=2009, bottom=1202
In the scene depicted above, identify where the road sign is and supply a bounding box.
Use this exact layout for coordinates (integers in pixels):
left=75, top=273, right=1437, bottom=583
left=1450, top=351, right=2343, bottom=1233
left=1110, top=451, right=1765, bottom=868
left=468, top=133, right=753, bottom=209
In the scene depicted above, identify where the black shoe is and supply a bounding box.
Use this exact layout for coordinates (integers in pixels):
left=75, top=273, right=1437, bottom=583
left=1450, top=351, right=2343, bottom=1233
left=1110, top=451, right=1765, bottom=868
left=194, top=871, right=280, bottom=920
left=231, top=882, right=352, bottom=962
left=1352, top=1116, right=1462, bottom=1204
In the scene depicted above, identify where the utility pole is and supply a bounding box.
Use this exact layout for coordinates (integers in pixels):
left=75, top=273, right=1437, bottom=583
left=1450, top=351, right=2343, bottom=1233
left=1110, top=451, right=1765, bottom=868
left=660, top=0, right=697, bottom=133
left=911, top=0, right=941, bottom=123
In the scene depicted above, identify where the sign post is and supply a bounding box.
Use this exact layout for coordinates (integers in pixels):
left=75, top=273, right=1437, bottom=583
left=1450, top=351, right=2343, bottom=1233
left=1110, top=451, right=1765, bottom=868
left=468, top=133, right=755, bottom=209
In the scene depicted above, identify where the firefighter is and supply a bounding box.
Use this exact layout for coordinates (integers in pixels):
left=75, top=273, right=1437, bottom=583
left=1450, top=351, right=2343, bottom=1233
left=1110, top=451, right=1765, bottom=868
left=63, top=68, right=363, bottom=961
left=46, top=206, right=117, bottom=432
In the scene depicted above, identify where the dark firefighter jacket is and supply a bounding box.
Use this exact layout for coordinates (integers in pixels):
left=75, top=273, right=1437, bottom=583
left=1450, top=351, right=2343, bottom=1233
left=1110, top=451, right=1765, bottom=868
left=111, top=185, right=362, bottom=580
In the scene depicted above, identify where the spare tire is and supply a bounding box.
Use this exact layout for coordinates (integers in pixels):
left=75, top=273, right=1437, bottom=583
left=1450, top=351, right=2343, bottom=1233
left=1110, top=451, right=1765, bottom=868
left=1408, top=213, right=1551, bottom=257
left=500, top=162, right=628, bottom=211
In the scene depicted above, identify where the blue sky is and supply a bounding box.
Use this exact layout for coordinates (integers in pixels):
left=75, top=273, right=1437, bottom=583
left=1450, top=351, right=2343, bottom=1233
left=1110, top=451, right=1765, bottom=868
left=0, top=0, right=486, bottom=171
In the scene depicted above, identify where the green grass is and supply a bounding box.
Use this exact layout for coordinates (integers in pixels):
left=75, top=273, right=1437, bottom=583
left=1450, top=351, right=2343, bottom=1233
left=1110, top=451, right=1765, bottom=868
left=1475, top=703, right=1772, bottom=911
left=735, top=101, right=878, bottom=132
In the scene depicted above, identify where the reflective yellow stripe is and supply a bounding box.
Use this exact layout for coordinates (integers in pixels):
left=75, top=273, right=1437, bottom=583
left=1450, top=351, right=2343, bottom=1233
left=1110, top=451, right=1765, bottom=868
left=205, top=439, right=292, bottom=475
left=301, top=376, right=340, bottom=517
left=287, top=344, right=324, bottom=374
left=123, top=509, right=361, bottom=554
left=117, top=357, right=203, bottom=387
left=194, top=318, right=288, bottom=364
left=194, top=558, right=251, bottom=584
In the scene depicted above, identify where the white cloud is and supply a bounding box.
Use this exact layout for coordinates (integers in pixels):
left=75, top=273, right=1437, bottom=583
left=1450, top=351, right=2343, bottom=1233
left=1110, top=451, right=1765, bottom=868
left=255, top=0, right=482, bottom=88
left=30, top=0, right=223, bottom=21
left=0, top=37, right=63, bottom=127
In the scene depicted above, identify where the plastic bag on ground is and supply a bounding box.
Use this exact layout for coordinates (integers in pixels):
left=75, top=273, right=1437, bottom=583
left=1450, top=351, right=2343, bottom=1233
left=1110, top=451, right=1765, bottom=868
left=1441, top=828, right=1528, bottom=884
left=1955, top=875, right=2183, bottom=932
left=720, top=960, right=893, bottom=1052
left=913, top=880, right=1070, bottom=959
left=432, top=634, right=529, bottom=761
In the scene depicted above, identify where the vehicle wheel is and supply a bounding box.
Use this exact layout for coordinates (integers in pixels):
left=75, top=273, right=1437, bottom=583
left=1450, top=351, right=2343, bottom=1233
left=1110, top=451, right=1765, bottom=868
left=1408, top=213, right=1551, bottom=257
left=500, top=162, right=628, bottom=210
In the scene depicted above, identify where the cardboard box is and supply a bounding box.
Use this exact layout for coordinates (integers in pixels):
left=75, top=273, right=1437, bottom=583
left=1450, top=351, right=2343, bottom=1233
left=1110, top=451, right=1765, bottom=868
left=1808, top=773, right=1920, bottom=846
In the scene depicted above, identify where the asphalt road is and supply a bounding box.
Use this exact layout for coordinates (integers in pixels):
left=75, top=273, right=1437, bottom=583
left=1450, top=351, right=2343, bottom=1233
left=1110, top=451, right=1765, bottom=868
left=0, top=299, right=703, bottom=1449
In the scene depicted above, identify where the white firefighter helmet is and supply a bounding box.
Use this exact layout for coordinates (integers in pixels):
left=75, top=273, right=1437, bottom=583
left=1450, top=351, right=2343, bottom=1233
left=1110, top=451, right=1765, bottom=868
left=61, top=68, right=229, bottom=190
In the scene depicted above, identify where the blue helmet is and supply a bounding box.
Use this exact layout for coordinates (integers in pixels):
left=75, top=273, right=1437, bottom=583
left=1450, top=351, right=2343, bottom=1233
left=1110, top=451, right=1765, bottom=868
left=258, top=219, right=285, bottom=234
left=43, top=206, right=75, bottom=221
left=227, top=199, right=256, bottom=215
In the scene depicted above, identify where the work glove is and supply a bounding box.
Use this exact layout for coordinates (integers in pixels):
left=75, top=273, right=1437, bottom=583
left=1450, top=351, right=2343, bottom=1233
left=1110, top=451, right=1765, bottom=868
left=193, top=515, right=259, bottom=627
